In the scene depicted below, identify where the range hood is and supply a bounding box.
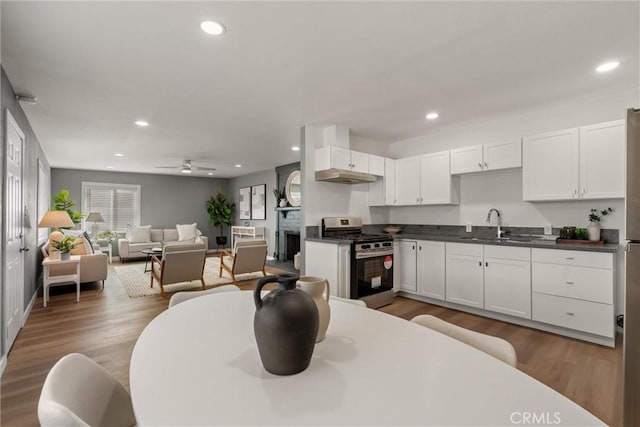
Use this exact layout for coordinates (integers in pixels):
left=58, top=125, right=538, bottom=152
left=315, top=168, right=377, bottom=184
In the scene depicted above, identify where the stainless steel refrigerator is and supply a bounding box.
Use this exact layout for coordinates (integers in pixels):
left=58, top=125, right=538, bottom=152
left=624, top=107, right=640, bottom=427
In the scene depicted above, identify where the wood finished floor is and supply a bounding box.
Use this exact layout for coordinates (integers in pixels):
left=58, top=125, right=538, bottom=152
left=1, top=260, right=623, bottom=426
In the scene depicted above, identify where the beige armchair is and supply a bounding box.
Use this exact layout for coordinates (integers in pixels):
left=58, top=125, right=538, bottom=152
left=150, top=243, right=207, bottom=297
left=219, top=239, right=268, bottom=284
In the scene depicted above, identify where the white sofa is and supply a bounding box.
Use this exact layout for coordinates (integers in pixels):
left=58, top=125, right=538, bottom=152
left=118, top=227, right=209, bottom=261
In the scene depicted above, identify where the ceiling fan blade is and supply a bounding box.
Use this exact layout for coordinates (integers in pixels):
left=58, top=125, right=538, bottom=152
left=193, top=166, right=217, bottom=171
left=155, top=166, right=178, bottom=169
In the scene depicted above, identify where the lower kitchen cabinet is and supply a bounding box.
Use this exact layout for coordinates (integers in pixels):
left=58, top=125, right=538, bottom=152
left=305, top=240, right=351, bottom=299
left=417, top=241, right=446, bottom=300
left=397, top=240, right=417, bottom=292
left=445, top=243, right=484, bottom=308
left=531, top=248, right=614, bottom=339
left=483, top=245, right=531, bottom=319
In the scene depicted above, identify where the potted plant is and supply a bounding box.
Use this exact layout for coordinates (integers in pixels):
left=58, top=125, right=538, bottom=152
left=587, top=207, right=613, bottom=241
left=51, top=236, right=79, bottom=260
left=52, top=189, right=83, bottom=226
left=273, top=187, right=287, bottom=207
left=207, top=190, right=236, bottom=247
left=96, top=230, right=118, bottom=247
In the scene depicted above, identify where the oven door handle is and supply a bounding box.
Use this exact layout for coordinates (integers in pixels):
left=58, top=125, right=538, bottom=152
left=355, top=251, right=394, bottom=260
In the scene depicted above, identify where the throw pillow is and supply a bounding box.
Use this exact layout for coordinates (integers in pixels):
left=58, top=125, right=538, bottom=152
left=128, top=225, right=152, bottom=243
left=82, top=231, right=95, bottom=254
left=176, top=223, right=198, bottom=242
left=150, top=229, right=164, bottom=243
left=70, top=237, right=88, bottom=255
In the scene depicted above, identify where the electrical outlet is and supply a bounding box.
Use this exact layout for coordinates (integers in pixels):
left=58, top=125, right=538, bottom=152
left=544, top=224, right=553, bottom=235
left=466, top=223, right=473, bottom=233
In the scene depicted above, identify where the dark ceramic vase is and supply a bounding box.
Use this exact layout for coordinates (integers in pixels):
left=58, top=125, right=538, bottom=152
left=253, top=273, right=319, bottom=375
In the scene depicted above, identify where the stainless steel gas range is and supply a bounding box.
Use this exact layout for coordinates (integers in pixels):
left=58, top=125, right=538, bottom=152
left=322, top=217, right=394, bottom=308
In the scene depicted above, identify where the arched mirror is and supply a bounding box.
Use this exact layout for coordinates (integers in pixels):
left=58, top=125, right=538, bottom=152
left=285, top=170, right=301, bottom=207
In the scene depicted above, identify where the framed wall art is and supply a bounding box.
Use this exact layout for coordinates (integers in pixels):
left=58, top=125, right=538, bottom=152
left=239, top=187, right=251, bottom=219
left=251, top=184, right=266, bottom=220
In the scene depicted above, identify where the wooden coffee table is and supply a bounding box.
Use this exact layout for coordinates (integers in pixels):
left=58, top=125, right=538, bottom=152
left=142, top=248, right=162, bottom=273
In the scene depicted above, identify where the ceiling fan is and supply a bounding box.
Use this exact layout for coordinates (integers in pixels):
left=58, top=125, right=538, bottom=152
left=155, top=160, right=216, bottom=174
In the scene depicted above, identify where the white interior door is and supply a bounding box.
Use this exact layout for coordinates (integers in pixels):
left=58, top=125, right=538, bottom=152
left=4, top=110, right=25, bottom=352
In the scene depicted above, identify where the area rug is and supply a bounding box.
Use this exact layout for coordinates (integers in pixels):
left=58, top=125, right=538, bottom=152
left=114, top=256, right=268, bottom=298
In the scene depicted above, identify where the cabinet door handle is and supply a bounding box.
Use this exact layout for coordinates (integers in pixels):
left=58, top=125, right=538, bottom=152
left=485, top=261, right=488, bottom=267
left=566, top=312, right=575, bottom=316
left=581, top=188, right=586, bottom=195
left=565, top=281, right=575, bottom=284
left=412, top=246, right=415, bottom=250
left=565, top=257, right=574, bottom=260
left=419, top=246, right=422, bottom=250
left=484, top=162, right=488, bottom=168
left=478, top=162, right=483, bottom=168
left=417, top=197, right=420, bottom=203
left=478, top=261, right=482, bottom=267
left=573, top=188, right=578, bottom=197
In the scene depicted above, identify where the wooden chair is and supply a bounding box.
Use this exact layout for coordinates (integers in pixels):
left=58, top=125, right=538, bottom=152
left=150, top=243, right=207, bottom=297
left=168, top=284, right=241, bottom=308
left=219, top=239, right=268, bottom=284
left=38, top=353, right=136, bottom=427
left=411, top=314, right=518, bottom=367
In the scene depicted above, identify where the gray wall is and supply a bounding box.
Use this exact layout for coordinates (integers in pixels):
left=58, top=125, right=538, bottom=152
left=51, top=169, right=227, bottom=253
left=1, top=67, right=51, bottom=357
left=228, top=168, right=277, bottom=256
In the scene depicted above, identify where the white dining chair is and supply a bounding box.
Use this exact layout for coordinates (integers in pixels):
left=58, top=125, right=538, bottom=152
left=411, top=314, right=518, bottom=367
left=38, top=353, right=136, bottom=427
left=168, top=284, right=241, bottom=308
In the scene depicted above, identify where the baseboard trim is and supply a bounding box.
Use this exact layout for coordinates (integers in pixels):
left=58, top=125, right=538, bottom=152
left=23, top=292, right=37, bottom=327
left=0, top=354, right=7, bottom=377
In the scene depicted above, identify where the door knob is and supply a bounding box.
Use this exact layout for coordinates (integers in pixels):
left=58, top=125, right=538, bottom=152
left=19, top=247, right=29, bottom=252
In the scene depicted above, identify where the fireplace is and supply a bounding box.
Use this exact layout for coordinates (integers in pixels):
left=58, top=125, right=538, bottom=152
left=285, top=231, right=301, bottom=261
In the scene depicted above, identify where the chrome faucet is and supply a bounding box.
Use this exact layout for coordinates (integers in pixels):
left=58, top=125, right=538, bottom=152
left=486, top=208, right=504, bottom=238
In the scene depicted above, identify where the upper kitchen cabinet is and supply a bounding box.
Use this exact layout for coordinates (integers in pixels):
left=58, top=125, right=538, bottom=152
left=369, top=158, right=395, bottom=206
left=393, top=151, right=459, bottom=206
left=450, top=140, right=521, bottom=174
left=315, top=146, right=384, bottom=176
left=523, top=120, right=624, bottom=201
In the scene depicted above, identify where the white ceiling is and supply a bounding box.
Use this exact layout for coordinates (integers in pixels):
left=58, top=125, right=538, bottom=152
left=2, top=1, right=638, bottom=178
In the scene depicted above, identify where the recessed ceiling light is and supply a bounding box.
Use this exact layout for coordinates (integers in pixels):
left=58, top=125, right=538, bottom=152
left=181, top=169, right=192, bottom=174
left=106, top=166, right=114, bottom=169
left=425, top=112, right=439, bottom=120
left=134, top=120, right=149, bottom=127
left=596, top=61, right=620, bottom=73
left=235, top=164, right=242, bottom=168
left=200, top=20, right=226, bottom=35
left=207, top=172, right=214, bottom=176
left=114, top=153, right=124, bottom=157
left=291, top=146, right=300, bottom=151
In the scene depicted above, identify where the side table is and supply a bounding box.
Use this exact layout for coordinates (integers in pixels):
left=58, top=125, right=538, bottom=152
left=98, top=242, right=112, bottom=263
left=42, top=256, right=81, bottom=307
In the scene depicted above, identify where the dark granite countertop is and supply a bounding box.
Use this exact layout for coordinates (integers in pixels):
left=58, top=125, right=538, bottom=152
left=394, top=233, right=619, bottom=253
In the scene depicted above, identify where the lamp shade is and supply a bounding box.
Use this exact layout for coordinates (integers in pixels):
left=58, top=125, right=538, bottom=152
left=37, top=210, right=74, bottom=228
left=86, top=212, right=105, bottom=223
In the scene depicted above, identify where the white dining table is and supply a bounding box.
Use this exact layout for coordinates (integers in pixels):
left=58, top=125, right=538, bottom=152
left=130, top=291, right=604, bottom=426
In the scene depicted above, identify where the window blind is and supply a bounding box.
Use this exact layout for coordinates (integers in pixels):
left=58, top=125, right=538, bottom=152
left=81, top=182, right=141, bottom=233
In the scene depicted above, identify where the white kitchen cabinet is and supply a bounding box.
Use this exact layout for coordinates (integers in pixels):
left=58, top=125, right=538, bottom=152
left=445, top=243, right=484, bottom=308
left=417, top=240, right=445, bottom=300
left=394, top=157, right=421, bottom=205
left=419, top=151, right=458, bottom=204
left=369, top=158, right=395, bottom=206
left=531, top=248, right=614, bottom=338
left=579, top=120, right=625, bottom=199
left=484, top=246, right=531, bottom=319
left=450, top=140, right=521, bottom=174
left=368, top=154, right=385, bottom=176
left=315, top=146, right=369, bottom=174
left=394, top=151, right=458, bottom=206
left=305, top=241, right=351, bottom=299
left=523, top=120, right=624, bottom=201
left=397, top=240, right=417, bottom=292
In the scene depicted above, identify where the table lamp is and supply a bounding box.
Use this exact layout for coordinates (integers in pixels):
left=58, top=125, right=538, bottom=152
left=38, top=210, right=74, bottom=245
left=85, top=212, right=105, bottom=238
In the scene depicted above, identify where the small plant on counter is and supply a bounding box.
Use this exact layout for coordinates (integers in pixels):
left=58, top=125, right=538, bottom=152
left=96, top=230, right=118, bottom=242
left=588, top=207, right=613, bottom=223
left=574, top=228, right=588, bottom=240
